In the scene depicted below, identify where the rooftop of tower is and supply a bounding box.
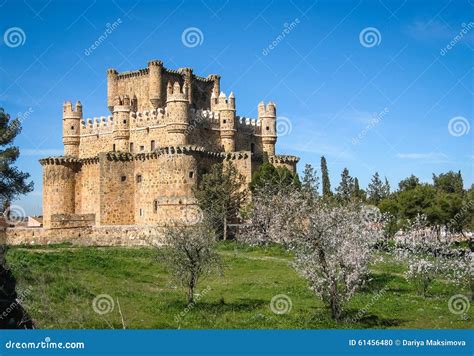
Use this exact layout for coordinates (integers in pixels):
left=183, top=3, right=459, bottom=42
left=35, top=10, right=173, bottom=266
left=108, top=60, right=218, bottom=83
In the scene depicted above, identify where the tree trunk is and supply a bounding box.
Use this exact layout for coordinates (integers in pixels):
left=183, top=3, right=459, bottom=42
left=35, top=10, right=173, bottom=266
left=330, top=298, right=341, bottom=321
left=329, top=280, right=341, bottom=321
left=187, top=284, right=194, bottom=304
left=223, top=215, right=227, bottom=241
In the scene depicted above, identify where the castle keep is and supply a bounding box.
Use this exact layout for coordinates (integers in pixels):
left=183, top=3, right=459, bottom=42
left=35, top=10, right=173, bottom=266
left=40, top=60, right=299, bottom=229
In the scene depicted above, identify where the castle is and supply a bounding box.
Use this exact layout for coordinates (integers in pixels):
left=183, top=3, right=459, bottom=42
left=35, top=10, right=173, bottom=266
left=39, top=60, right=299, bottom=229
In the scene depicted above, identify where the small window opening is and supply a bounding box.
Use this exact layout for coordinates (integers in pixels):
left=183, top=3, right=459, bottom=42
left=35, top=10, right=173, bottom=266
left=121, top=176, right=126, bottom=182
left=136, top=174, right=142, bottom=183
left=266, top=126, right=270, bottom=130
left=153, top=200, right=158, bottom=213
left=189, top=171, right=194, bottom=179
left=139, top=208, right=144, bottom=217
left=130, top=142, right=134, bottom=152
left=71, top=126, right=74, bottom=130
left=140, top=145, right=145, bottom=152
left=113, top=144, right=116, bottom=152
left=151, top=140, right=156, bottom=151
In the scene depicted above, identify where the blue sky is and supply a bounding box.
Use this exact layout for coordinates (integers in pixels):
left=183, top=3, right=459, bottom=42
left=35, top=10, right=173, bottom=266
left=0, top=0, right=472, bottom=215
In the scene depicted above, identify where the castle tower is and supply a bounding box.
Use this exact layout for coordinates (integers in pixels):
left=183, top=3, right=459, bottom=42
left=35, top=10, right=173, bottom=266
left=259, top=101, right=277, bottom=156
left=166, top=82, right=189, bottom=146
left=217, top=91, right=236, bottom=152
left=62, top=101, right=82, bottom=157
left=40, top=158, right=78, bottom=229
left=107, top=68, right=118, bottom=112
left=112, top=95, right=131, bottom=151
left=148, top=60, right=163, bottom=109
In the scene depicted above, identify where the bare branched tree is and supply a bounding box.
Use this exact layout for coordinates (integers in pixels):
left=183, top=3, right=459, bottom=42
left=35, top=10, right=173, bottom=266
left=161, top=224, right=222, bottom=304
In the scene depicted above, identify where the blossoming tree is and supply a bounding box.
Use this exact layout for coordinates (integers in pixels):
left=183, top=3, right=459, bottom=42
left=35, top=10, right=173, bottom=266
left=241, top=175, right=384, bottom=320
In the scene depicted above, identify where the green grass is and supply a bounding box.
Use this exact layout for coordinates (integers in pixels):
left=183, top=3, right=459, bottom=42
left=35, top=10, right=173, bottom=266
left=5, top=242, right=473, bottom=329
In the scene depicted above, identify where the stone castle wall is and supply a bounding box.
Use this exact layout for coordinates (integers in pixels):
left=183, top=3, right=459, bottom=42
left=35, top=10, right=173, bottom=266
left=75, top=159, right=100, bottom=217
left=98, top=153, right=136, bottom=225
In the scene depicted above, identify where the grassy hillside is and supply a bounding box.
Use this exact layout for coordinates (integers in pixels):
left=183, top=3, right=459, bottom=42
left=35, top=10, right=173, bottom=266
left=5, top=242, right=472, bottom=329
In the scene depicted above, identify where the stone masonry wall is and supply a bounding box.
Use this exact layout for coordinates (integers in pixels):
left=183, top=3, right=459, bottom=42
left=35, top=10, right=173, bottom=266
left=50, top=213, right=95, bottom=229
left=75, top=160, right=100, bottom=219
left=3, top=226, right=165, bottom=247
left=98, top=153, right=135, bottom=225
left=134, top=153, right=198, bottom=225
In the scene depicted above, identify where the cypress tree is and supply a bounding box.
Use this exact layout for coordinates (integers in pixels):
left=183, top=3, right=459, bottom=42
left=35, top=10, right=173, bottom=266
left=321, top=156, right=332, bottom=197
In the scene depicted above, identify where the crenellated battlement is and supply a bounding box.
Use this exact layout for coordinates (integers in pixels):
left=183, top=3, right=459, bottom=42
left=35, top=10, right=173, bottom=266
left=211, top=91, right=235, bottom=112
left=269, top=155, right=300, bottom=164
left=116, top=68, right=149, bottom=79
left=63, top=101, right=82, bottom=119
left=131, top=108, right=167, bottom=128
left=81, top=115, right=114, bottom=133
left=166, top=81, right=189, bottom=102
left=236, top=115, right=261, bottom=134
left=39, top=157, right=81, bottom=165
